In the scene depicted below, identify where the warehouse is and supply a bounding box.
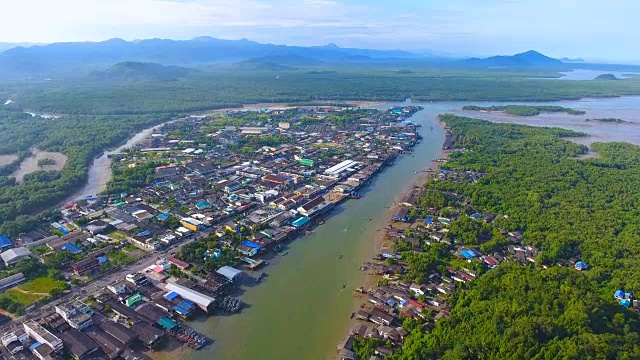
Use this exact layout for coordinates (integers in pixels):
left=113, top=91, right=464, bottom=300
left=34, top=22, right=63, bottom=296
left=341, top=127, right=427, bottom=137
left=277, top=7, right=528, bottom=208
left=0, top=272, right=25, bottom=291
left=323, top=160, right=358, bottom=176
left=216, top=266, right=244, bottom=283
left=165, top=279, right=215, bottom=312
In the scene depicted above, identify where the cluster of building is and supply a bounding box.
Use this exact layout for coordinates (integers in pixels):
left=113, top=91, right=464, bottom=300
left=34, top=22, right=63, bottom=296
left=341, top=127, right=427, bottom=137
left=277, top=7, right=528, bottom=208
left=0, top=258, right=242, bottom=360
left=0, top=105, right=428, bottom=358
left=1, top=301, right=149, bottom=360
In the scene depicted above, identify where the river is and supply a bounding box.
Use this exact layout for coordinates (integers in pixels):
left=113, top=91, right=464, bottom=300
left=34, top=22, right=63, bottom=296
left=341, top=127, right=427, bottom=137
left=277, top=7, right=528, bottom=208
left=60, top=121, right=173, bottom=204
left=145, top=102, right=444, bottom=360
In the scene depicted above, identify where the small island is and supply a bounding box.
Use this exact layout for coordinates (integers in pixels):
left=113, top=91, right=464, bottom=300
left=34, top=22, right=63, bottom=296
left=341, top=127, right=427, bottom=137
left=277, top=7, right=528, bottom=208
left=594, top=73, right=620, bottom=80
left=586, top=118, right=628, bottom=123
left=462, top=105, right=586, bottom=116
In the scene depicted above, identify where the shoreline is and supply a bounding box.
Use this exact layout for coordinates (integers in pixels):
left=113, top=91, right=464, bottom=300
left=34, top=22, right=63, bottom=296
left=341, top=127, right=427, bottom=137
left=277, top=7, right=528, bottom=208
left=332, top=116, right=450, bottom=359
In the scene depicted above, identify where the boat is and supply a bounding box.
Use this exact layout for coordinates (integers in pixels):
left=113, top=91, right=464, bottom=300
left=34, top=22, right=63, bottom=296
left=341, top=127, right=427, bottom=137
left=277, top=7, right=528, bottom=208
left=217, top=296, right=244, bottom=312
left=338, top=254, right=343, bottom=259
left=282, top=252, right=289, bottom=256
left=350, top=312, right=355, bottom=319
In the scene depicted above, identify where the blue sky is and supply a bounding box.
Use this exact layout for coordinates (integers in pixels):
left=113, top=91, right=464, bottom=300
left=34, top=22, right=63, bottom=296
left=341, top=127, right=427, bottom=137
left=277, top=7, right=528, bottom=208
left=0, top=0, right=637, bottom=61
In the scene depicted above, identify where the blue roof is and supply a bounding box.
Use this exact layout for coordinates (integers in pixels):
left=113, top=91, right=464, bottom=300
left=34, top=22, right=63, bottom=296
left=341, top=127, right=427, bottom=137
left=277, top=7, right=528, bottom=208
left=575, top=261, right=587, bottom=269
left=424, top=218, right=433, bottom=224
left=62, top=243, right=82, bottom=254
left=156, top=213, right=171, bottom=221
left=620, top=299, right=631, bottom=307
left=164, top=291, right=179, bottom=301
left=387, top=299, right=397, bottom=306
left=173, top=305, right=191, bottom=315
left=242, top=240, right=262, bottom=249
left=179, top=299, right=195, bottom=309
left=0, top=236, right=11, bottom=248
left=29, top=342, right=42, bottom=351
left=615, top=290, right=624, bottom=298
left=97, top=256, right=108, bottom=264
left=137, top=230, right=151, bottom=237
left=459, top=249, right=477, bottom=259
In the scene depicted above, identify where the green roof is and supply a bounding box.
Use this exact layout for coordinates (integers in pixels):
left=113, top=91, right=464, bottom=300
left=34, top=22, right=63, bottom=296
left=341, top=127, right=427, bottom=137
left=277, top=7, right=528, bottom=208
left=157, top=317, right=178, bottom=330
left=196, top=201, right=212, bottom=209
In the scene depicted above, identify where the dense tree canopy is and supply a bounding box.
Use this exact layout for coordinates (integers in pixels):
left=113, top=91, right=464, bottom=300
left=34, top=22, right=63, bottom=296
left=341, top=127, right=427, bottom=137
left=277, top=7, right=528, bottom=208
left=4, top=68, right=640, bottom=115
left=393, top=115, right=640, bottom=359
left=0, top=109, right=173, bottom=235
left=462, top=105, right=586, bottom=116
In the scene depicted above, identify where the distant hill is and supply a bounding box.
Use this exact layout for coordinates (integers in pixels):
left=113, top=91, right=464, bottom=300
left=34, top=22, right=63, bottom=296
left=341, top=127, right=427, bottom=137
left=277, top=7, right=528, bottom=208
left=593, top=73, right=620, bottom=80
left=0, top=37, right=418, bottom=77
left=0, top=42, right=44, bottom=52
left=459, top=50, right=564, bottom=68
left=91, top=62, right=198, bottom=81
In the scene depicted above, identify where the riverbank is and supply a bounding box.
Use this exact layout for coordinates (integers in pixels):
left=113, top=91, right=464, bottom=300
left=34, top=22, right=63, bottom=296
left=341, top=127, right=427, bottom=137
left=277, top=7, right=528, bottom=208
left=332, top=117, right=450, bottom=359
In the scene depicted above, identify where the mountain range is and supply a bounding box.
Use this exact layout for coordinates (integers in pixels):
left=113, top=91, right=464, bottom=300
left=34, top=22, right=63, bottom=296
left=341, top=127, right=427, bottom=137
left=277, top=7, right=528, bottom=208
left=0, top=37, right=417, bottom=76
left=0, top=37, right=594, bottom=79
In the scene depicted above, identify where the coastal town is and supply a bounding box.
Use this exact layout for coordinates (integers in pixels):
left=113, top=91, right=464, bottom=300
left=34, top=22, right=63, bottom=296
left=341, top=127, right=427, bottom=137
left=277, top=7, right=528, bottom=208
left=0, top=104, right=425, bottom=360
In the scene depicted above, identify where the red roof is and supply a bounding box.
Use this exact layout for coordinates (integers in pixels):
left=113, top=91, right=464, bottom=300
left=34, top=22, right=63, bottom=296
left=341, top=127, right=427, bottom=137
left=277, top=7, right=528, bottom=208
left=483, top=256, right=498, bottom=266
left=263, top=174, right=290, bottom=184
left=407, top=299, right=424, bottom=309
left=167, top=256, right=189, bottom=269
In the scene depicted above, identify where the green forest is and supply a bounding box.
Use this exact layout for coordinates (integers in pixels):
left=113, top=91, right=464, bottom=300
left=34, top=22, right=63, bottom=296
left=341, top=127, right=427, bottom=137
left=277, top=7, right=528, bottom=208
left=0, top=109, right=173, bottom=236
left=393, top=115, right=640, bottom=359
left=462, top=104, right=586, bottom=116
left=4, top=67, right=640, bottom=115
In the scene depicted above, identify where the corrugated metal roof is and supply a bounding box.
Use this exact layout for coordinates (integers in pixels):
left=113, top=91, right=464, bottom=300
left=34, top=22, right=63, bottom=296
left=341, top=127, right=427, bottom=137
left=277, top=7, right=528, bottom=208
left=164, top=291, right=179, bottom=301
left=216, top=266, right=243, bottom=282
left=165, top=281, right=215, bottom=309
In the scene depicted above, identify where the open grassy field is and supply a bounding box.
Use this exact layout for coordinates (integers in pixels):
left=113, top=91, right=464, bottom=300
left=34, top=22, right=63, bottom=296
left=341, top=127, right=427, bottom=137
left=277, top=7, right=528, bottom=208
left=0, top=289, right=45, bottom=306
left=18, top=277, right=65, bottom=294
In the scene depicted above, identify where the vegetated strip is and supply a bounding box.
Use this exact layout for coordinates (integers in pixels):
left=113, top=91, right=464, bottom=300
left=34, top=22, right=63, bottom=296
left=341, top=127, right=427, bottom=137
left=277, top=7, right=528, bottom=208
left=462, top=104, right=586, bottom=116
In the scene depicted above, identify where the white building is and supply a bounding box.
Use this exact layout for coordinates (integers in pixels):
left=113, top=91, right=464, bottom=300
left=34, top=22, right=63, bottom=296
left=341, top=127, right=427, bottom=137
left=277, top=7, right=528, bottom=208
left=24, top=321, right=63, bottom=352
left=0, top=248, right=33, bottom=266
left=323, top=160, right=358, bottom=177
left=165, top=280, right=215, bottom=312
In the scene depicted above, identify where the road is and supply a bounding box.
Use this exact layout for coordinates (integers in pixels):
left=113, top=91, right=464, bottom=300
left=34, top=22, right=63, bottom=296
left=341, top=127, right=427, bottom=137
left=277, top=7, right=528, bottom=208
left=1, top=231, right=208, bottom=330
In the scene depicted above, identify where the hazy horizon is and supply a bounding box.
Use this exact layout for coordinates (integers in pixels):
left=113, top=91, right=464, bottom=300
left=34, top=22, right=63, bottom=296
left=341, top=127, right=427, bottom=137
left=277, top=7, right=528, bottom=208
left=1, top=0, right=638, bottom=62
